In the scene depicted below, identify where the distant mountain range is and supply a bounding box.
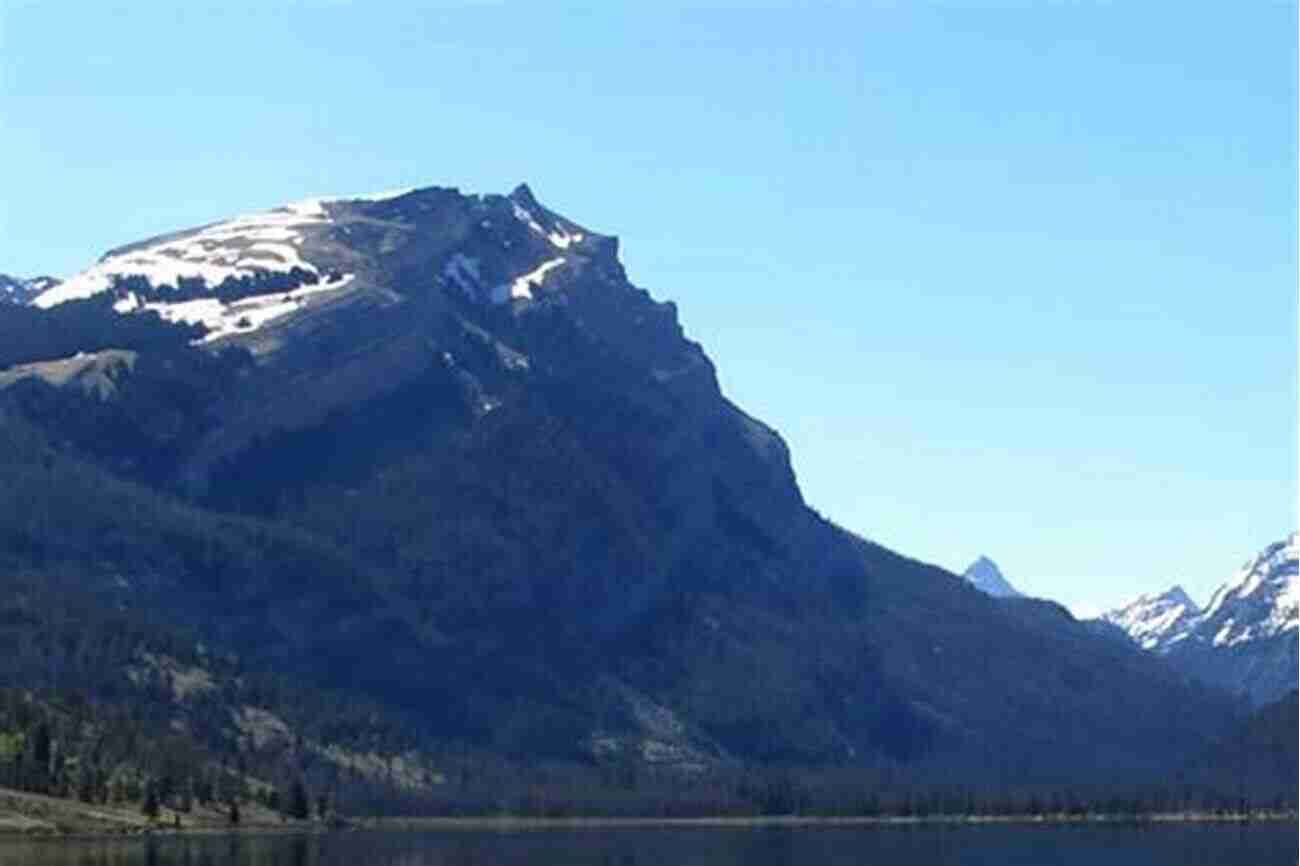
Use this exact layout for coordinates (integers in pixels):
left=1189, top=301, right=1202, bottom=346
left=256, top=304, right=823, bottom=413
left=1099, top=534, right=1298, bottom=705
left=961, top=556, right=1022, bottom=598
left=1101, top=585, right=1201, bottom=651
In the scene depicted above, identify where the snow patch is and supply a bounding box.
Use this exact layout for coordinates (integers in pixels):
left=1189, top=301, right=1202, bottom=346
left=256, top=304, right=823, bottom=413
left=35, top=201, right=331, bottom=308
left=144, top=274, right=354, bottom=344
left=34, top=186, right=412, bottom=310
left=548, top=228, right=585, bottom=249
left=492, top=257, right=565, bottom=303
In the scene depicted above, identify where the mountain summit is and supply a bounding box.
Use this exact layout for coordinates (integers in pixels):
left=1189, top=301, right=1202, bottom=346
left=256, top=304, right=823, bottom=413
left=961, top=556, right=1022, bottom=598
left=1100, top=585, right=1201, bottom=651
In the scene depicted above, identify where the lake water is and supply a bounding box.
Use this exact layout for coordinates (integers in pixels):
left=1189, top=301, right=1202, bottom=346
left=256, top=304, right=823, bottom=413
left=0, top=824, right=1295, bottom=866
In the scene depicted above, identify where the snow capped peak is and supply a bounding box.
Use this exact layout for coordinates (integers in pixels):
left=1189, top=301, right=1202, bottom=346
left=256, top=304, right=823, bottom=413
left=1102, top=534, right=1298, bottom=656
left=1100, top=585, right=1201, bottom=652
left=961, top=556, right=1022, bottom=598
left=1198, top=532, right=1298, bottom=647
left=1127, top=585, right=1198, bottom=612
left=1206, top=533, right=1298, bottom=611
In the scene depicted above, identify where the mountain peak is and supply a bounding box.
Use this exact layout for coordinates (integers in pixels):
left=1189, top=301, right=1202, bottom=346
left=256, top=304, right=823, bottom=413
left=509, top=182, right=540, bottom=208
left=1101, top=584, right=1200, bottom=652
left=961, top=556, right=1022, bottom=598
left=0, top=180, right=1251, bottom=782
left=1099, top=533, right=1298, bottom=703
left=1198, top=532, right=1298, bottom=648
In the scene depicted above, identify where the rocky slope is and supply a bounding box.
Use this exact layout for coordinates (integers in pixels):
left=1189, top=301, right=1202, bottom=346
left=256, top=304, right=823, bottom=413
left=0, top=183, right=1242, bottom=786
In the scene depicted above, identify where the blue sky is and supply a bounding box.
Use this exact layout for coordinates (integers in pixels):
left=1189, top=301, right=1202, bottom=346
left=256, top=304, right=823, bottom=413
left=2, top=2, right=1294, bottom=615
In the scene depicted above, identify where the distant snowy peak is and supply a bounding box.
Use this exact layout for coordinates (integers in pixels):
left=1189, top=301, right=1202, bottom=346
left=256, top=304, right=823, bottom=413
left=1198, top=532, right=1298, bottom=648
left=1101, top=533, right=1298, bottom=656
left=1100, top=585, right=1201, bottom=652
left=962, top=556, right=1022, bottom=598
left=1105, top=534, right=1300, bottom=705
left=0, top=274, right=59, bottom=305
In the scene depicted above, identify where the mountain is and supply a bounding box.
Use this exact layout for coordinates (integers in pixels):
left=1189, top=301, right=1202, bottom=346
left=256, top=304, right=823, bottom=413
left=1100, top=586, right=1200, bottom=651
left=1098, top=534, right=1298, bottom=705
left=0, top=274, right=58, bottom=305
left=961, top=556, right=1022, bottom=598
left=0, top=184, right=1242, bottom=796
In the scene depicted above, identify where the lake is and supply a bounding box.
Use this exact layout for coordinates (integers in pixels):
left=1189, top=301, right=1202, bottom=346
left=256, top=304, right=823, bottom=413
left=0, top=824, right=1295, bottom=865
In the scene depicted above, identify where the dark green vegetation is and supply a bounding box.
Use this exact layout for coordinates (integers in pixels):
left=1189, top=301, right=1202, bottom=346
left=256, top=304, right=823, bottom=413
left=0, top=186, right=1291, bottom=821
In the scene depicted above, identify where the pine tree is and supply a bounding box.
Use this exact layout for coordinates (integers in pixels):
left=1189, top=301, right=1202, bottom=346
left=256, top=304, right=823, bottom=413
left=29, top=722, right=52, bottom=793
left=288, top=778, right=311, bottom=820
left=142, top=783, right=160, bottom=819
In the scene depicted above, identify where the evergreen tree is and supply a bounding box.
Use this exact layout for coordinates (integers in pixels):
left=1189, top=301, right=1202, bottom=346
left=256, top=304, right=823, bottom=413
left=29, top=722, right=52, bottom=793
left=288, top=778, right=311, bottom=820
left=142, top=783, right=160, bottom=819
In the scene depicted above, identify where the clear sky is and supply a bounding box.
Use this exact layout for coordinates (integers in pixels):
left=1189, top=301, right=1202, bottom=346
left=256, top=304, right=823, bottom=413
left=2, top=2, right=1294, bottom=616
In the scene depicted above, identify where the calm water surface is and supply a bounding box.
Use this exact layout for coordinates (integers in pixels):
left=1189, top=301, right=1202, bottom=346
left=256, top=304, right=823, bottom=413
left=0, top=825, right=1294, bottom=866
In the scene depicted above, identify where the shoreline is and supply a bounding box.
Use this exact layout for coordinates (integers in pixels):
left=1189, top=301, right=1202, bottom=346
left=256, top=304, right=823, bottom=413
left=358, top=811, right=1299, bottom=832
left=2, top=802, right=1294, bottom=841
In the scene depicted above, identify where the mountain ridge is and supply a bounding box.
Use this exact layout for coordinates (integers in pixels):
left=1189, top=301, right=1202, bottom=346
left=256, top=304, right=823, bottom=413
left=1100, top=585, right=1201, bottom=651
left=1097, top=533, right=1297, bottom=704
left=0, top=182, right=1244, bottom=792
